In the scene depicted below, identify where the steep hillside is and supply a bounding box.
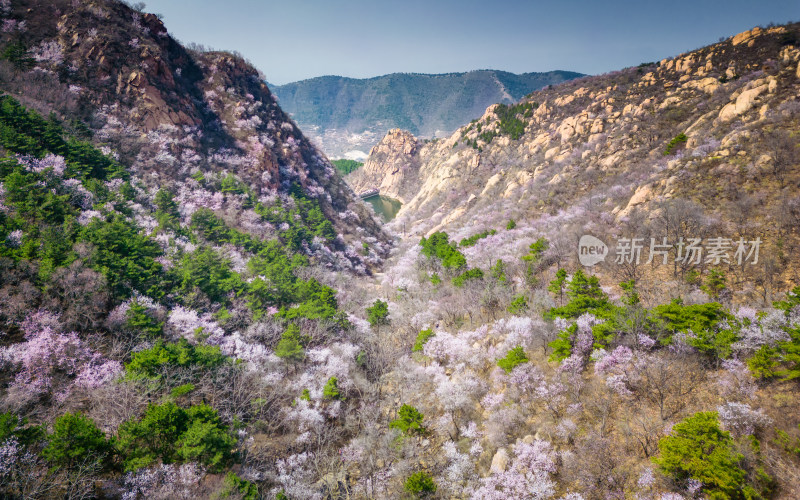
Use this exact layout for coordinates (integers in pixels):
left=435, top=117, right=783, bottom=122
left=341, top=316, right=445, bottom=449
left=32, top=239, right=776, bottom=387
left=346, top=128, right=421, bottom=201
left=366, top=24, right=800, bottom=304
left=270, top=70, right=583, bottom=159
left=0, top=0, right=389, bottom=256
left=0, top=1, right=390, bottom=497
left=3, top=3, right=800, bottom=499
left=342, top=24, right=800, bottom=500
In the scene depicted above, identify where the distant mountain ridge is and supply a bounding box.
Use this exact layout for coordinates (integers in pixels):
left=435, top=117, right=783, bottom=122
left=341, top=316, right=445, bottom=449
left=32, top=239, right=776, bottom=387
left=270, top=69, right=584, bottom=158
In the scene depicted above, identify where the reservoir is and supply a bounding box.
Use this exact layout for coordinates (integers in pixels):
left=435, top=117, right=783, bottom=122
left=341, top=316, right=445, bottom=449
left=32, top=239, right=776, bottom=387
left=364, top=194, right=402, bottom=222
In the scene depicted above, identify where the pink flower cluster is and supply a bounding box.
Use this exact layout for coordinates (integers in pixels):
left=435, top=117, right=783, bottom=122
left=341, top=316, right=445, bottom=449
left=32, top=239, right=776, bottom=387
left=17, top=153, right=67, bottom=177
left=74, top=355, right=123, bottom=390
left=731, top=309, right=790, bottom=354
left=0, top=437, right=20, bottom=476
left=5, top=229, right=22, bottom=247
left=274, top=452, right=319, bottom=499
left=717, top=401, right=772, bottom=437
left=2, top=19, right=26, bottom=33
left=306, top=342, right=360, bottom=391
left=471, top=439, right=557, bottom=499
left=175, top=185, right=224, bottom=218
left=217, top=331, right=279, bottom=372
left=593, top=346, right=634, bottom=397
left=0, top=311, right=121, bottom=397
left=62, top=178, right=94, bottom=209
left=167, top=306, right=225, bottom=344
left=122, top=463, right=204, bottom=500
left=31, top=40, right=63, bottom=65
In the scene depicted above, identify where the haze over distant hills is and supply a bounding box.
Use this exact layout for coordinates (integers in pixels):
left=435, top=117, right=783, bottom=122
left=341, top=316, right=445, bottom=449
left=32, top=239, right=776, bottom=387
left=270, top=69, right=584, bottom=158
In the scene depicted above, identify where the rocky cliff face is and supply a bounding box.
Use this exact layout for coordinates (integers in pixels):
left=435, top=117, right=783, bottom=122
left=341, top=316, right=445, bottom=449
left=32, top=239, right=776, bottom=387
left=345, top=128, right=421, bottom=203
left=367, top=24, right=800, bottom=229
left=1, top=0, right=390, bottom=263
left=361, top=24, right=800, bottom=299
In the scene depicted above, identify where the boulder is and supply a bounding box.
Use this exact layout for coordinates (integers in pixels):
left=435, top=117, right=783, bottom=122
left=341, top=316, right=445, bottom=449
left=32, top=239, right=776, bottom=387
left=618, top=184, right=654, bottom=218
left=731, top=27, right=763, bottom=46
left=544, top=146, right=560, bottom=161
left=490, top=448, right=509, bottom=473
left=719, top=84, right=767, bottom=121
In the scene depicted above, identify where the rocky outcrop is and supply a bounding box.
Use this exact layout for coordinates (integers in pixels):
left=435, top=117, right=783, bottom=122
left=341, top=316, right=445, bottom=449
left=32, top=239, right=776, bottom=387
left=490, top=448, right=509, bottom=473
left=55, top=5, right=207, bottom=132
left=3, top=0, right=390, bottom=256
left=355, top=22, right=800, bottom=255
left=718, top=82, right=769, bottom=121
left=346, top=129, right=421, bottom=203
left=731, top=26, right=787, bottom=47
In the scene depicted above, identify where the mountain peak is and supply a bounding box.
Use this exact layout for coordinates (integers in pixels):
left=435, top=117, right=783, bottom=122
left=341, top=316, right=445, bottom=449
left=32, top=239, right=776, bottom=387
left=1, top=0, right=390, bottom=264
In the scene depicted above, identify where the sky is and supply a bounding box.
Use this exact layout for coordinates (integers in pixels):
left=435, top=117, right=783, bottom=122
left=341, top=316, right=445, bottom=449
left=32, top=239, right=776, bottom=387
left=143, top=0, right=800, bottom=85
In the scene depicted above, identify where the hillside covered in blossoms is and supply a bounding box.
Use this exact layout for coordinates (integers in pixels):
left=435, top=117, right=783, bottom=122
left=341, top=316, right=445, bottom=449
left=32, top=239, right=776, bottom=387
left=1, top=1, right=800, bottom=499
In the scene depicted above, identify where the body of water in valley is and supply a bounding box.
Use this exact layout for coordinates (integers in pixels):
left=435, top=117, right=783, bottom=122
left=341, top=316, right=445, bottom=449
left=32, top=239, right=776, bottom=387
left=364, top=194, right=402, bottom=222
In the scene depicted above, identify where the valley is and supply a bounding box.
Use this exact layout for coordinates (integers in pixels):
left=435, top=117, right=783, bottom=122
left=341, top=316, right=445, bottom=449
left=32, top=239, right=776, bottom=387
left=0, top=1, right=799, bottom=499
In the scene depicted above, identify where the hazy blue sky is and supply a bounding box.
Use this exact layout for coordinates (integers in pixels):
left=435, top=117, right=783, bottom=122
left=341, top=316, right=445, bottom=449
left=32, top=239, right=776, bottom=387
left=143, top=0, right=799, bottom=85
